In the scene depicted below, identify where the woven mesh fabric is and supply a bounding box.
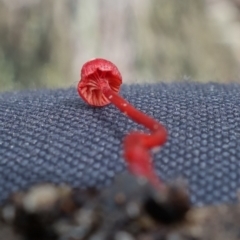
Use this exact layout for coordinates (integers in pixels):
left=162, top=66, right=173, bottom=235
left=0, top=83, right=240, bottom=205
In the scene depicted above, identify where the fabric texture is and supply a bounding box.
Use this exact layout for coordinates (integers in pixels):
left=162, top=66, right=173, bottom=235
left=0, top=83, right=240, bottom=205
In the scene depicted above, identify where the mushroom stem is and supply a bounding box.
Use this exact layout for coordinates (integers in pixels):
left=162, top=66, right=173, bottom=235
left=101, top=86, right=167, bottom=189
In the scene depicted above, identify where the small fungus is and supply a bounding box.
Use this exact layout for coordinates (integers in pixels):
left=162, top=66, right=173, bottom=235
left=78, top=58, right=168, bottom=189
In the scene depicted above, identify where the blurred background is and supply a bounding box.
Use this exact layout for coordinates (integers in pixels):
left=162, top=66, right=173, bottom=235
left=0, top=0, right=240, bottom=91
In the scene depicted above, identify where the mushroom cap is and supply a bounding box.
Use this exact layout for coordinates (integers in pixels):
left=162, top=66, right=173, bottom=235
left=78, top=58, right=122, bottom=106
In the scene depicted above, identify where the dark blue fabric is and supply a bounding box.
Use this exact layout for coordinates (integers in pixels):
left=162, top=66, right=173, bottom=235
left=0, top=83, right=240, bottom=205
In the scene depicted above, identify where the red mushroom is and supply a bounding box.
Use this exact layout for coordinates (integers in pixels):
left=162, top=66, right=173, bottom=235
left=78, top=58, right=168, bottom=189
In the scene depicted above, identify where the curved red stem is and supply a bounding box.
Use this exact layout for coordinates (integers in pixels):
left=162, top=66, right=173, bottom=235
left=101, top=85, right=168, bottom=189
